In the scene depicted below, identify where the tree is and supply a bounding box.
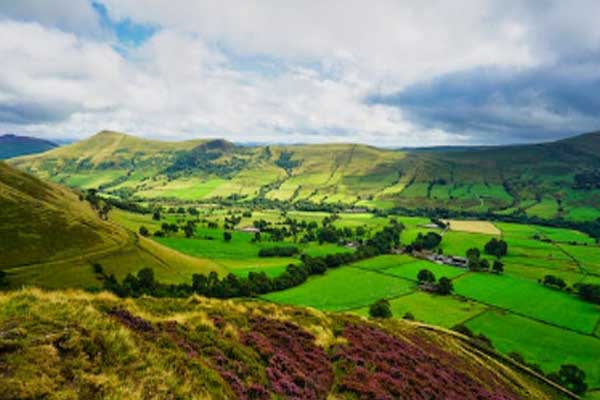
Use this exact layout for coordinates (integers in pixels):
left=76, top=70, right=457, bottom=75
left=223, top=231, right=232, bottom=242
left=92, top=263, right=104, bottom=275
left=480, top=259, right=490, bottom=271
left=542, top=275, right=567, bottom=290
left=184, top=221, right=195, bottom=238
left=492, top=260, right=504, bottom=274
left=437, top=277, right=453, bottom=295
left=0, top=270, right=7, bottom=287
left=466, top=248, right=481, bottom=270
left=139, top=226, right=149, bottom=237
left=417, top=269, right=436, bottom=284
left=152, top=210, right=161, bottom=221
left=369, top=299, right=392, bottom=318
left=484, top=238, right=508, bottom=258
left=137, top=268, right=156, bottom=293
left=547, top=364, right=588, bottom=395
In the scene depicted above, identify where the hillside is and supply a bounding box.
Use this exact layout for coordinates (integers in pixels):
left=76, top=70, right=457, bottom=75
left=0, top=288, right=569, bottom=399
left=0, top=134, right=57, bottom=159
left=9, top=130, right=600, bottom=222
left=0, top=161, right=226, bottom=289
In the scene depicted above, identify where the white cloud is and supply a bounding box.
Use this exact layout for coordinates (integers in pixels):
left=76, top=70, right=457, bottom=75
left=1, top=1, right=600, bottom=145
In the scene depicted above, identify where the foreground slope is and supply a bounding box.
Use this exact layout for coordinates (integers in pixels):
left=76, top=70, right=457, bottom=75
left=0, top=289, right=569, bottom=399
left=0, top=162, right=225, bottom=288
left=0, top=134, right=57, bottom=159
left=9, top=130, right=600, bottom=221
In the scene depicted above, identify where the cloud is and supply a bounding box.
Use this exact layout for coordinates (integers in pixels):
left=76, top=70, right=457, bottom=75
left=0, top=0, right=105, bottom=36
left=1, top=1, right=600, bottom=146
left=368, top=61, right=600, bottom=143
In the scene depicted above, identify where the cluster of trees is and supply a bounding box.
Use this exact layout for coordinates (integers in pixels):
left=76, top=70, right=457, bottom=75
left=102, top=223, right=404, bottom=299
left=573, top=283, right=600, bottom=304
left=258, top=246, right=300, bottom=257
left=465, top=248, right=504, bottom=273
left=483, top=238, right=508, bottom=258
left=541, top=275, right=567, bottom=290
left=416, top=269, right=453, bottom=295
left=573, top=170, right=600, bottom=190
left=83, top=189, right=112, bottom=220
left=408, top=232, right=442, bottom=252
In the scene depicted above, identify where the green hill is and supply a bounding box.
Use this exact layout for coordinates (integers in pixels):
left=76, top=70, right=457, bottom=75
left=0, top=288, right=569, bottom=399
left=0, top=134, right=57, bottom=159
left=0, top=161, right=225, bottom=289
left=9, top=130, right=600, bottom=222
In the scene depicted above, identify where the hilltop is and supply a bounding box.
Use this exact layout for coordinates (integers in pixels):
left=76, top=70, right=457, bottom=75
left=0, top=288, right=569, bottom=399
left=9, top=130, right=600, bottom=222
left=0, top=161, right=226, bottom=289
left=0, top=134, right=57, bottom=159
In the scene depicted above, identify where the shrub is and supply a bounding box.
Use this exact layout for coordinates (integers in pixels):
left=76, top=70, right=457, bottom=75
left=139, top=226, right=149, bottom=237
left=369, top=299, right=392, bottom=319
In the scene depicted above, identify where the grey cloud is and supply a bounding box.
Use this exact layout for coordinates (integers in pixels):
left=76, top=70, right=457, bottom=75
left=0, top=101, right=79, bottom=125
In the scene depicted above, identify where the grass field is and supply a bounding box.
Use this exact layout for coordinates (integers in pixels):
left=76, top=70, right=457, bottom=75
left=453, top=273, right=600, bottom=333
left=262, top=267, right=415, bottom=311
left=466, top=311, right=600, bottom=390
left=445, top=220, right=501, bottom=235
left=352, top=291, right=487, bottom=328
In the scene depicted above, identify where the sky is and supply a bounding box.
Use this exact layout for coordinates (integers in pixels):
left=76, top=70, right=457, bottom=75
left=1, top=1, right=600, bottom=146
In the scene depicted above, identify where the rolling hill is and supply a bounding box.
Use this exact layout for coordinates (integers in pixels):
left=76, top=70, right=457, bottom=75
left=0, top=161, right=225, bottom=289
left=0, top=288, right=570, bottom=399
left=0, top=134, right=57, bottom=159
left=9, top=130, right=600, bottom=222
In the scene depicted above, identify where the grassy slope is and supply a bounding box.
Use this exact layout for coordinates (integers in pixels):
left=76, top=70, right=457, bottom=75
left=0, top=288, right=565, bottom=400
left=0, top=162, right=226, bottom=289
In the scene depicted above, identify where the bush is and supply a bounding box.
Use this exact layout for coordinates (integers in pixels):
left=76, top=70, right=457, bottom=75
left=437, top=277, right=453, bottom=295
left=369, top=299, right=392, bottom=319
left=223, top=231, right=232, bottom=242
left=139, top=226, right=149, bottom=237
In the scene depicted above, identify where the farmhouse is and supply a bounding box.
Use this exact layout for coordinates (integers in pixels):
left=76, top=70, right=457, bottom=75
left=239, top=226, right=260, bottom=233
left=428, top=253, right=468, bottom=268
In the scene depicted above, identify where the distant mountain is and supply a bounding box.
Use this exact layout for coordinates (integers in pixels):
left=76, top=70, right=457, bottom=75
left=0, top=133, right=57, bottom=159
left=9, top=130, right=600, bottom=222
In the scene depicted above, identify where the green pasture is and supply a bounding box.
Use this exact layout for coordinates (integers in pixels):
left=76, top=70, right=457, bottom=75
left=454, top=273, right=600, bottom=334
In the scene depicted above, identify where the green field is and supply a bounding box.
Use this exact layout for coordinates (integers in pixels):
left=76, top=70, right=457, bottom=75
left=453, top=273, right=600, bottom=333
left=352, top=291, right=487, bottom=328
left=262, top=267, right=415, bottom=311
left=467, top=311, right=600, bottom=390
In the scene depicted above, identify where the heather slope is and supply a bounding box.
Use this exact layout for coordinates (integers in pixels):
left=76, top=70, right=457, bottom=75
left=0, top=289, right=568, bottom=399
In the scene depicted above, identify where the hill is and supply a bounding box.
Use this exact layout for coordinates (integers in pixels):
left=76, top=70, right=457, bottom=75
left=0, top=161, right=225, bottom=289
left=0, top=288, right=570, bottom=399
left=9, top=130, right=600, bottom=222
left=0, top=134, right=57, bottom=159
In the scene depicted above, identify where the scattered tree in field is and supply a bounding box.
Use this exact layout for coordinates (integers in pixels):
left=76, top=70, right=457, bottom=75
left=139, top=226, right=149, bottom=237
left=466, top=248, right=482, bottom=270
left=437, top=277, right=453, bottom=295
left=480, top=259, right=490, bottom=271
left=152, top=210, right=161, bottom=221
left=547, top=364, right=588, bottom=395
left=223, top=231, right=232, bottom=242
left=542, top=275, right=567, bottom=290
left=369, top=299, right=392, bottom=319
left=184, top=221, right=195, bottom=238
left=92, top=263, right=103, bottom=274
left=492, top=260, right=504, bottom=274
left=402, top=312, right=415, bottom=320
left=484, top=238, right=508, bottom=258
left=417, top=269, right=436, bottom=284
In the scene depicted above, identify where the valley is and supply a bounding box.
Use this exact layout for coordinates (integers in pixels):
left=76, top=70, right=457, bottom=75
left=2, top=131, right=600, bottom=399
